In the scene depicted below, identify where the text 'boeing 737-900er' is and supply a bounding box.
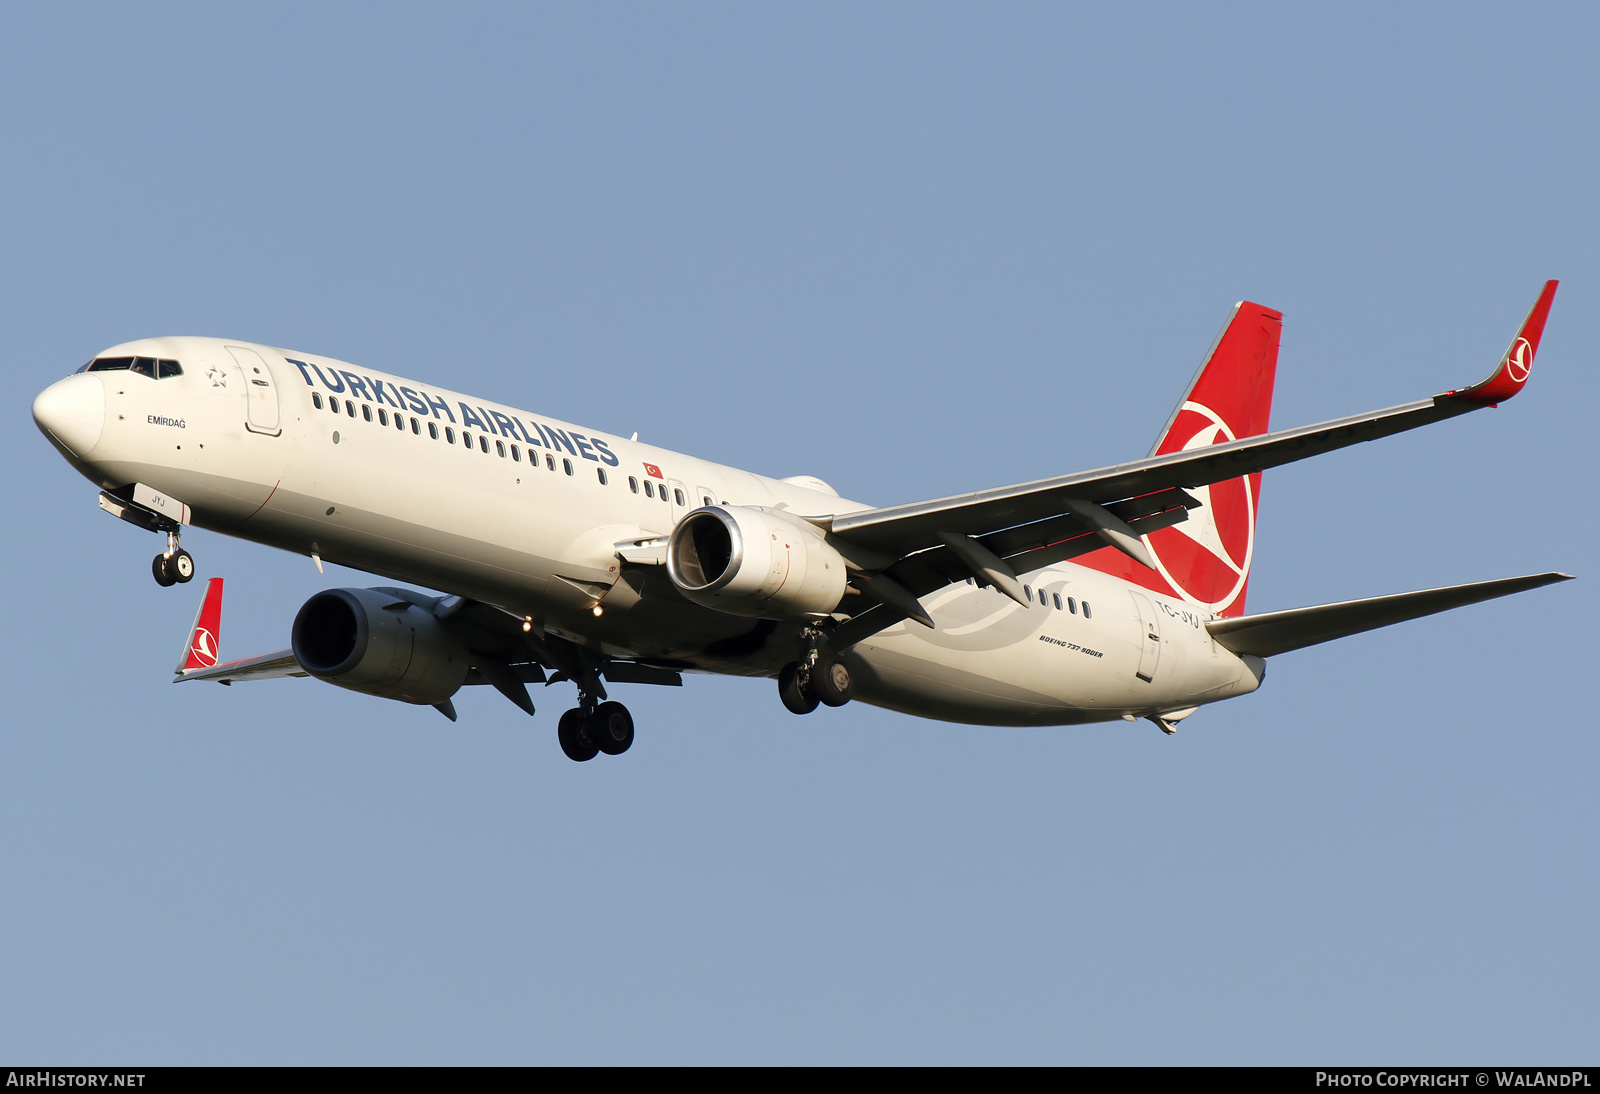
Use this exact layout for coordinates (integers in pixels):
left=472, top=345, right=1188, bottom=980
left=32, top=283, right=1571, bottom=760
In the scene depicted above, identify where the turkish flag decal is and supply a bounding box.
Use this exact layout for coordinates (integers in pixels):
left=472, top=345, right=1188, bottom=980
left=643, top=463, right=663, bottom=479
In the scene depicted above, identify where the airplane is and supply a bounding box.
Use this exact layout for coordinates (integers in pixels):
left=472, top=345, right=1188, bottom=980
left=31, top=282, right=1571, bottom=761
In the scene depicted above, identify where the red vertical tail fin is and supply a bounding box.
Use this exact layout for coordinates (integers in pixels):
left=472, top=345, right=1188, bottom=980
left=176, top=577, right=224, bottom=673
left=1080, top=301, right=1281, bottom=617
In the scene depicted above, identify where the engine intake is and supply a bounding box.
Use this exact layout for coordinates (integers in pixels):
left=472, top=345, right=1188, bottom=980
left=666, top=505, right=847, bottom=620
left=291, top=587, right=469, bottom=705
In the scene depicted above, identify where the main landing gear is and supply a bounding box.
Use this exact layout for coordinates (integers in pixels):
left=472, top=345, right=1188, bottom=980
left=557, top=698, right=635, bottom=762
left=152, top=530, right=195, bottom=587
left=778, top=635, right=855, bottom=715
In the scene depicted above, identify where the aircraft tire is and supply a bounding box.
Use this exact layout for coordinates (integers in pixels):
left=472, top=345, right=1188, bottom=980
left=152, top=553, right=177, bottom=587
left=173, top=549, right=195, bottom=583
left=557, top=707, right=599, bottom=762
left=811, top=657, right=854, bottom=707
left=589, top=701, right=634, bottom=755
left=778, top=662, right=819, bottom=715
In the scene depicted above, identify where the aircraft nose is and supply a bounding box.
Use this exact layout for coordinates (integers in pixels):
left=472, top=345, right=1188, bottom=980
left=33, top=373, right=106, bottom=459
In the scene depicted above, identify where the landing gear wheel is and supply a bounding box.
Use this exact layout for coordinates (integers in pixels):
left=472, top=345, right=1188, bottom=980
left=779, top=661, right=819, bottom=715
left=588, top=701, right=635, bottom=755
left=811, top=657, right=854, bottom=707
left=171, top=549, right=195, bottom=583
left=152, top=553, right=177, bottom=587
left=557, top=707, right=598, bottom=762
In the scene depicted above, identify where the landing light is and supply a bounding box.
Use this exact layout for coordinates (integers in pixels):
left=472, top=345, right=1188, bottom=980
left=522, top=617, right=532, bottom=632
left=592, top=605, right=604, bottom=617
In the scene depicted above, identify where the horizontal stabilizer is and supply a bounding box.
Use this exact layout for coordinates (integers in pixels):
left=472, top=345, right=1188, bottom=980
left=1207, top=572, right=1573, bottom=658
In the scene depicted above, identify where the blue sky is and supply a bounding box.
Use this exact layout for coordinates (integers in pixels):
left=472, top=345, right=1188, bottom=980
left=2, top=2, right=1595, bottom=1063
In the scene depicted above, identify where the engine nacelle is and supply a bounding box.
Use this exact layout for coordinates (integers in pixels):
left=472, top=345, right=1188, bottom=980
left=291, top=587, right=470, bottom=705
left=666, top=505, right=848, bottom=620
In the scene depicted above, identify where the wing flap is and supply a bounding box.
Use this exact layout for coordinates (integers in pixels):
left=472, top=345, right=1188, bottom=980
left=1207, top=572, right=1572, bottom=658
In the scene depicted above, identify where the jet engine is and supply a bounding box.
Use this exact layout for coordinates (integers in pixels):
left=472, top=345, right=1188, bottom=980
left=291, top=587, right=470, bottom=705
left=666, top=505, right=848, bottom=619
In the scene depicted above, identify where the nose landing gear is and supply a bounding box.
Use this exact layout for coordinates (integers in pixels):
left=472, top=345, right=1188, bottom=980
left=152, top=531, right=195, bottom=587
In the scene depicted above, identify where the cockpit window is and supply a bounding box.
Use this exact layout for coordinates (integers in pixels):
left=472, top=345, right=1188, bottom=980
left=83, top=355, right=183, bottom=378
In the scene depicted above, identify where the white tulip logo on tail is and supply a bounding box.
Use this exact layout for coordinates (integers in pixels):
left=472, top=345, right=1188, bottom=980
left=1144, top=400, right=1255, bottom=615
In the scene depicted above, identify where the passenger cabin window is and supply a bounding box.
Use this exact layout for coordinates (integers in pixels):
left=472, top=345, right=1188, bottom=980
left=597, top=468, right=608, bottom=485
left=703, top=495, right=712, bottom=506
left=563, top=458, right=574, bottom=476
left=395, top=414, right=405, bottom=431
left=1039, top=588, right=1049, bottom=606
left=1068, top=597, right=1076, bottom=614
left=1083, top=602, right=1092, bottom=619
left=429, top=422, right=439, bottom=439
left=479, top=435, right=489, bottom=453
left=362, top=404, right=372, bottom=422
left=643, top=480, right=653, bottom=498
left=511, top=444, right=520, bottom=461
left=545, top=454, right=555, bottom=471
left=445, top=427, right=456, bottom=443
left=1053, top=593, right=1062, bottom=610
left=674, top=488, right=685, bottom=506
left=312, top=392, right=323, bottom=410
left=1023, top=585, right=1032, bottom=601
left=378, top=409, right=388, bottom=425
left=329, top=398, right=340, bottom=414
left=629, top=477, right=639, bottom=494
left=345, top=402, right=355, bottom=417
left=496, top=440, right=505, bottom=457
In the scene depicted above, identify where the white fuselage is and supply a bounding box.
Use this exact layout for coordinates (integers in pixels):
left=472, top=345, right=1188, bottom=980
left=38, top=336, right=1264, bottom=726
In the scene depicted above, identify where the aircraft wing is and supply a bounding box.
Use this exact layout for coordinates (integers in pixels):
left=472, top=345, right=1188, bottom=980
left=829, top=281, right=1556, bottom=560
left=175, top=649, right=305, bottom=683
left=1206, top=572, right=1573, bottom=658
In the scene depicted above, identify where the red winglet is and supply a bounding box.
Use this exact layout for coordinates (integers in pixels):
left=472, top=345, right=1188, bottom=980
left=1448, top=280, right=1558, bottom=405
left=176, top=577, right=224, bottom=673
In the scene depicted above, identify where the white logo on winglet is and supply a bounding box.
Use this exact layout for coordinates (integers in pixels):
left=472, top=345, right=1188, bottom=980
left=1506, top=337, right=1533, bottom=383
left=190, top=627, right=218, bottom=667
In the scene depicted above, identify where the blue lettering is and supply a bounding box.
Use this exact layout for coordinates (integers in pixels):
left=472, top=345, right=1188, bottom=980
left=513, top=417, right=542, bottom=447
left=459, top=403, right=487, bottom=431
left=286, top=359, right=316, bottom=385
left=311, top=362, right=344, bottom=393
left=339, top=372, right=372, bottom=401
left=570, top=433, right=600, bottom=461
left=542, top=425, right=577, bottom=456
left=590, top=437, right=620, bottom=467
left=399, top=387, right=429, bottom=414
left=367, top=378, right=403, bottom=408
left=490, top=410, right=519, bottom=438
left=424, top=391, right=454, bottom=422
left=476, top=407, right=499, bottom=435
